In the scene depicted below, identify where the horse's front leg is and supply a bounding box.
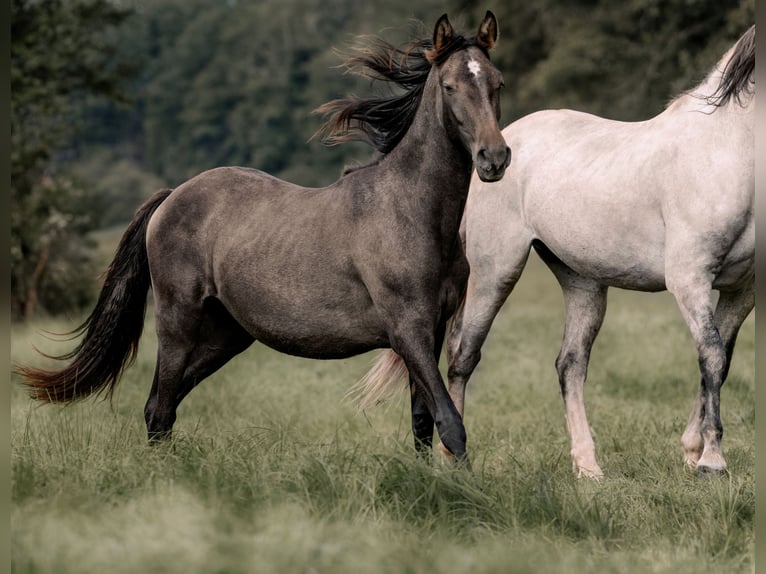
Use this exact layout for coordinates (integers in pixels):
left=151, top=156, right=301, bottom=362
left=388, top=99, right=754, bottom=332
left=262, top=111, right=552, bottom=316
left=555, top=281, right=607, bottom=479
left=409, top=320, right=447, bottom=456
left=535, top=243, right=607, bottom=479
left=395, top=325, right=469, bottom=467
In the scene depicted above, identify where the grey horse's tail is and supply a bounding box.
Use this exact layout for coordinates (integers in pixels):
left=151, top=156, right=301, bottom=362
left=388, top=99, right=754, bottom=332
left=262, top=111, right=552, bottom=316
left=15, top=188, right=172, bottom=403
left=349, top=349, right=409, bottom=410
left=350, top=307, right=465, bottom=410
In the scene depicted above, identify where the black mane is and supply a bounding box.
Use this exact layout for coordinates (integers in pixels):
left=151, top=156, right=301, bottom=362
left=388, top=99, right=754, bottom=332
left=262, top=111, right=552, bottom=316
left=313, top=31, right=487, bottom=154
left=706, top=25, right=755, bottom=107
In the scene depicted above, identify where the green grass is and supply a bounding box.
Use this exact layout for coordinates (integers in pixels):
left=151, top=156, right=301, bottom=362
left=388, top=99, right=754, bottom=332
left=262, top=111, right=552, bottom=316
left=10, top=254, right=755, bottom=573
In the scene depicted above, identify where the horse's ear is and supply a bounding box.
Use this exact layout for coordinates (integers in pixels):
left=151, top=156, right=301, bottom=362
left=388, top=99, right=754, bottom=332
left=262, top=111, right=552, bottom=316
left=432, top=13, right=454, bottom=53
left=476, top=10, right=498, bottom=50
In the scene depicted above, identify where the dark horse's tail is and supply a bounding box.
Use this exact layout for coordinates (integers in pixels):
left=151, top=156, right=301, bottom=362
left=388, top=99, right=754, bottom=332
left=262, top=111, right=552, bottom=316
left=16, top=188, right=173, bottom=403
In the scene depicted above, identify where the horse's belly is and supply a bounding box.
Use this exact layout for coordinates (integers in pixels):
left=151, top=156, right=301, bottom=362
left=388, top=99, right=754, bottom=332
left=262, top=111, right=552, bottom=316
left=527, top=186, right=667, bottom=290
left=567, top=256, right=667, bottom=291
left=253, top=325, right=389, bottom=360
left=220, top=288, right=389, bottom=360
left=540, top=233, right=667, bottom=291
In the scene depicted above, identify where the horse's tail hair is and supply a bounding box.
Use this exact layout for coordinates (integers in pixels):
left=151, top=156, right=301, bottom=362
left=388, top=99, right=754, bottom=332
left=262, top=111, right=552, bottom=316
left=350, top=296, right=469, bottom=411
left=445, top=290, right=466, bottom=355
left=15, top=188, right=173, bottom=403
left=348, top=349, right=409, bottom=410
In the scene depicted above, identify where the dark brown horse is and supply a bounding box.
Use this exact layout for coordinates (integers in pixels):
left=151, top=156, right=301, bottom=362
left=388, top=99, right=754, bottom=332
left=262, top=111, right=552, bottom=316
left=17, top=12, right=510, bottom=464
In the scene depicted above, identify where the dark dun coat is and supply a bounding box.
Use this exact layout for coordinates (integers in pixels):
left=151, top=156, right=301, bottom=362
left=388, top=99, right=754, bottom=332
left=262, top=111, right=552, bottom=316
left=18, top=12, right=510, bottom=463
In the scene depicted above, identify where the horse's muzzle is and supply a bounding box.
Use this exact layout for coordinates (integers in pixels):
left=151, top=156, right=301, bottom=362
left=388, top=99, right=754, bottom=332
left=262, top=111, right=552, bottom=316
left=476, top=144, right=511, bottom=182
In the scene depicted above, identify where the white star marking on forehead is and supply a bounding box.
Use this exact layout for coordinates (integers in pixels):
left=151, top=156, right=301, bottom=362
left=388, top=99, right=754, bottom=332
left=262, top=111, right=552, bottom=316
left=467, top=59, right=482, bottom=77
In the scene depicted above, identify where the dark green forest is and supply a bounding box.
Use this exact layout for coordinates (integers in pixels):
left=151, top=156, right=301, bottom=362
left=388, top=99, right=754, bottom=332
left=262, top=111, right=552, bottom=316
left=10, top=0, right=754, bottom=319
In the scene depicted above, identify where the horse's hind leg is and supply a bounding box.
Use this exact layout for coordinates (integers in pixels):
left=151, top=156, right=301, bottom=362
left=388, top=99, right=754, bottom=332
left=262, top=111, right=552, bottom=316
left=145, top=297, right=254, bottom=441
left=667, top=269, right=741, bottom=475
left=679, top=283, right=753, bottom=470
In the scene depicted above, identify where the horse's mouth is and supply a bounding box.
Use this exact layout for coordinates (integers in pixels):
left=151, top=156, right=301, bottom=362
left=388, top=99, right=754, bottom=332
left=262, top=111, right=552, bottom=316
left=477, top=164, right=508, bottom=182
left=477, top=169, right=504, bottom=182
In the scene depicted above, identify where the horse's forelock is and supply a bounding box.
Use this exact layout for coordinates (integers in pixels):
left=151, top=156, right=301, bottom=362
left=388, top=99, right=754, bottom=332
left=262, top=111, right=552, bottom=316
left=425, top=34, right=475, bottom=65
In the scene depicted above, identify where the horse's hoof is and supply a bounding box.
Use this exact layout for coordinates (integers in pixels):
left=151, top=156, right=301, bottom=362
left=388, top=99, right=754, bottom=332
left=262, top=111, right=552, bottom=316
left=573, top=459, right=604, bottom=480
left=456, top=455, right=473, bottom=473
left=695, top=451, right=727, bottom=478
left=696, top=465, right=727, bottom=478
left=576, top=468, right=604, bottom=481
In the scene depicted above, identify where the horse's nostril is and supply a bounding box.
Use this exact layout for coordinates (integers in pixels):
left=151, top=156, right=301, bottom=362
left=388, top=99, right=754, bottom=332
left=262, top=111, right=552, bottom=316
left=476, top=146, right=509, bottom=175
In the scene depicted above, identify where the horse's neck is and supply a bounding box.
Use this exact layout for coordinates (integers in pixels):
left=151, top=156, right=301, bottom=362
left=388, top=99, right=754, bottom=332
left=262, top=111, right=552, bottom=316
left=382, top=72, right=474, bottom=221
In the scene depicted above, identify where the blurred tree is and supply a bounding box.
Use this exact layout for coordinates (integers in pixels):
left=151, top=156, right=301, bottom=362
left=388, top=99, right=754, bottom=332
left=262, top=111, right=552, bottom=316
left=459, top=0, right=754, bottom=122
left=73, top=0, right=453, bottom=192
left=11, top=0, right=135, bottom=319
left=11, top=1, right=754, bottom=319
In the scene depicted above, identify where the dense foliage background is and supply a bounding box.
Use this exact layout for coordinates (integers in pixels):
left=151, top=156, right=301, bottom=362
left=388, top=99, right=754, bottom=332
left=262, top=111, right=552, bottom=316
left=10, top=0, right=754, bottom=318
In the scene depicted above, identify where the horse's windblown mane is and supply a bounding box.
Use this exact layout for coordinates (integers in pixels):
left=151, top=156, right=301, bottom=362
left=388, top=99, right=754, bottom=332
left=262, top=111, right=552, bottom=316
left=313, top=30, right=486, bottom=154
left=706, top=25, right=755, bottom=107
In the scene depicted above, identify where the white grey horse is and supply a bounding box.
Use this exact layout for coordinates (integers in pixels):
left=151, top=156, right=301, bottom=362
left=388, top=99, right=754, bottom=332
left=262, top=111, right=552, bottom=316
left=359, top=25, right=754, bottom=478
left=446, top=25, right=755, bottom=478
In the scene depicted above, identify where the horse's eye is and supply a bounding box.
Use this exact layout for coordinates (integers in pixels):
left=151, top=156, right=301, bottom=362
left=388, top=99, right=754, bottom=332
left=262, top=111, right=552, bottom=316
left=443, top=84, right=456, bottom=95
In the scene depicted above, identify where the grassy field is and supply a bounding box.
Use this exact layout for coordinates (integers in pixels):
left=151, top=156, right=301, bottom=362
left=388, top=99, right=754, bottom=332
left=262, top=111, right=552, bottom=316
left=10, top=252, right=754, bottom=574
